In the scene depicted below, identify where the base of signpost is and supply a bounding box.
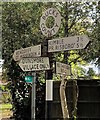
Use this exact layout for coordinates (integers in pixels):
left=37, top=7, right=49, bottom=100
left=45, top=70, right=53, bottom=120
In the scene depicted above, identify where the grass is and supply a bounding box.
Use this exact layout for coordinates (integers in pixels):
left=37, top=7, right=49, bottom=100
left=0, top=103, right=12, bottom=110
left=0, top=103, right=12, bottom=118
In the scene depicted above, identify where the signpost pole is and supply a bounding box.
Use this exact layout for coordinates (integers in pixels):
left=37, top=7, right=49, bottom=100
left=42, top=39, right=53, bottom=119
left=31, top=72, right=36, bottom=120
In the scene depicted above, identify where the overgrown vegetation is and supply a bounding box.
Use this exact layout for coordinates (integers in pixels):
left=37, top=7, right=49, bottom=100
left=0, top=84, right=11, bottom=103
left=2, top=2, right=100, bottom=119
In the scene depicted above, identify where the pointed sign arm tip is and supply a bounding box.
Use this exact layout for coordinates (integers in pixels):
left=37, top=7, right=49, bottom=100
left=84, top=40, right=91, bottom=49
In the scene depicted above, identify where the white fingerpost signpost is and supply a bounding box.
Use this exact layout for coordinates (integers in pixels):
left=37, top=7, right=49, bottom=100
left=12, top=6, right=91, bottom=120
left=48, top=35, right=90, bottom=52
left=40, top=7, right=62, bottom=120
left=13, top=44, right=41, bottom=61
left=18, top=57, right=50, bottom=120
left=19, top=57, right=50, bottom=72
left=40, top=8, right=61, bottom=37
left=56, top=62, right=71, bottom=76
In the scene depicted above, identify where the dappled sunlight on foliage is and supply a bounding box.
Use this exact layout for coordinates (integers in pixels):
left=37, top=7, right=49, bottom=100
left=2, top=2, right=100, bottom=119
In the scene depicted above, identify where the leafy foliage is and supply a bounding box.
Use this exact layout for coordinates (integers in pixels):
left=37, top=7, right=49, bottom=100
left=2, top=2, right=100, bottom=119
left=87, top=68, right=95, bottom=75
left=2, top=3, right=45, bottom=119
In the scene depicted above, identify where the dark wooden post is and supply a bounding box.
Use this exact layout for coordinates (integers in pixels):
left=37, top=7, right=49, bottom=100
left=41, top=38, right=53, bottom=119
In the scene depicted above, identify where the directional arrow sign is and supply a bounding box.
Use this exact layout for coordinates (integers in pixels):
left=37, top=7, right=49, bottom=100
left=48, top=35, right=90, bottom=52
left=13, top=44, right=41, bottom=61
left=19, top=57, right=50, bottom=71
left=56, top=62, right=71, bottom=76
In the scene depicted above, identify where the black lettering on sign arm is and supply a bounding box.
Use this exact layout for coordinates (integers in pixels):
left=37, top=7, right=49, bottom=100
left=76, top=37, right=80, bottom=48
left=80, top=37, right=83, bottom=48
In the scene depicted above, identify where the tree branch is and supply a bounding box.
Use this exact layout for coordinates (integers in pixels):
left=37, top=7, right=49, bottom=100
left=60, top=77, right=69, bottom=119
